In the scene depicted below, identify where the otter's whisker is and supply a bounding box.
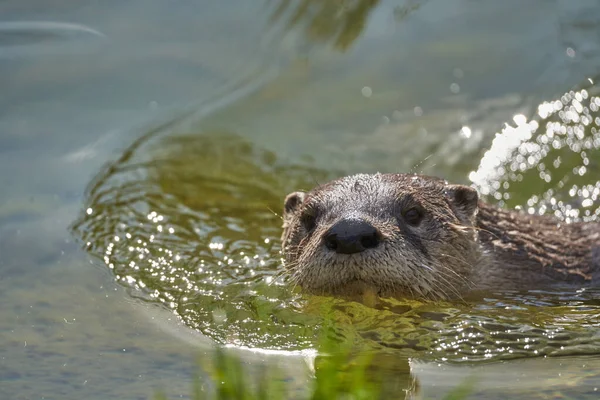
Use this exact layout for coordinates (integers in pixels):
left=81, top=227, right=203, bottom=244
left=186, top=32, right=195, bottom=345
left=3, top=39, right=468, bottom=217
left=438, top=254, right=476, bottom=286
left=431, top=273, right=464, bottom=301
left=266, top=206, right=283, bottom=220
left=409, top=153, right=433, bottom=174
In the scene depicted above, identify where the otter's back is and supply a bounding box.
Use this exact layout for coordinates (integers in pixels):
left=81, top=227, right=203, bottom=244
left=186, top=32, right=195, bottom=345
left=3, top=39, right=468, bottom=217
left=476, top=202, right=600, bottom=288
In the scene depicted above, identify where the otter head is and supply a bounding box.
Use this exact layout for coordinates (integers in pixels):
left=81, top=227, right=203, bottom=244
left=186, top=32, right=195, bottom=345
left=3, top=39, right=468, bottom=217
left=281, top=173, right=482, bottom=300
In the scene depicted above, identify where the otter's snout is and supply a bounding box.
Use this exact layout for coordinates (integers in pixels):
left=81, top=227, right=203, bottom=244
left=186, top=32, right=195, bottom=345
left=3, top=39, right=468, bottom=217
left=323, top=218, right=381, bottom=254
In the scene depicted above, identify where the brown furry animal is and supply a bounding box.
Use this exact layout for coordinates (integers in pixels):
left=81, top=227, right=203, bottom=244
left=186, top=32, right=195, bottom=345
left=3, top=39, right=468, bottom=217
left=281, top=173, right=600, bottom=300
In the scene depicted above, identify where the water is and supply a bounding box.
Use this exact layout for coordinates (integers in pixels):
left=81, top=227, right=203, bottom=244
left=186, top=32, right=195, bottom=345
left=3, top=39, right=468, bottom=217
left=2, top=0, right=600, bottom=398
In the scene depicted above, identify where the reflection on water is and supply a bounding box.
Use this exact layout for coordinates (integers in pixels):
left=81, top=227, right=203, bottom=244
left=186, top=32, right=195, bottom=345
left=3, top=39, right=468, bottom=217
left=71, top=130, right=339, bottom=350
left=72, top=79, right=600, bottom=366
left=269, top=0, right=389, bottom=51
left=470, top=76, right=600, bottom=222
left=0, top=21, right=105, bottom=46
left=267, top=0, right=429, bottom=52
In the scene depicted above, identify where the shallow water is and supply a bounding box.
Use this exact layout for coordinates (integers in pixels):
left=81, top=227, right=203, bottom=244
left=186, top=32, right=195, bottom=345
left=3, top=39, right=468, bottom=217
left=2, top=0, right=600, bottom=398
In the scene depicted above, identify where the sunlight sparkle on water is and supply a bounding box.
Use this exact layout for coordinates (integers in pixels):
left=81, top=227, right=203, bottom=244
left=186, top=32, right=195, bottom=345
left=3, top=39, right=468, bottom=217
left=460, top=126, right=472, bottom=139
left=468, top=87, right=600, bottom=221
left=210, top=242, right=224, bottom=250
left=469, top=114, right=537, bottom=195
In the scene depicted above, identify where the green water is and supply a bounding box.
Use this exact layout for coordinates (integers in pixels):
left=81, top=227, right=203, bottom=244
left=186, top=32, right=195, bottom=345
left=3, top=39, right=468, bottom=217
left=2, top=0, right=600, bottom=398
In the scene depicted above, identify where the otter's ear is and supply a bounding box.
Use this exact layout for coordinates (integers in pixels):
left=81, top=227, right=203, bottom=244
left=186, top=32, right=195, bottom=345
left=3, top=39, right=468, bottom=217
left=283, top=191, right=305, bottom=217
left=445, top=184, right=479, bottom=222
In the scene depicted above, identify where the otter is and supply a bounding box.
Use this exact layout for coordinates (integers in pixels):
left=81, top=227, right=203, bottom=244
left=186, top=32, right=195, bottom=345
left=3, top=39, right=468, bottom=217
left=280, top=173, right=600, bottom=300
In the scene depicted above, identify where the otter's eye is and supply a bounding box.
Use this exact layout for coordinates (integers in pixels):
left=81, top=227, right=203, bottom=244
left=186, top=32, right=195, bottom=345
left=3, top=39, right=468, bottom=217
left=300, top=209, right=317, bottom=232
left=403, top=208, right=423, bottom=226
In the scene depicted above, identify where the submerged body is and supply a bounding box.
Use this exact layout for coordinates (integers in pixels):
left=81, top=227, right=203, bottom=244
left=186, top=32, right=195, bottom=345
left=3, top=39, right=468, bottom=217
left=281, top=173, right=600, bottom=300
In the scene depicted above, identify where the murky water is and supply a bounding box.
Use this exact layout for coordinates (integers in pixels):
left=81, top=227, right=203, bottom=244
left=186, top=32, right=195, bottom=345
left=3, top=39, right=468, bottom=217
left=2, top=0, right=600, bottom=398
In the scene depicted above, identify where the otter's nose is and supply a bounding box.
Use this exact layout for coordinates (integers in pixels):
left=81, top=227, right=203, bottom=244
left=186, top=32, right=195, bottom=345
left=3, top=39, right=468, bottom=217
left=323, top=218, right=380, bottom=254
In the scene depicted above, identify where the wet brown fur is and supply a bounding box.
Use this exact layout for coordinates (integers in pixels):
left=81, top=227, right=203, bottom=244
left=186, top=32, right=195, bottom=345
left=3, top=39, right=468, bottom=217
left=281, top=173, right=600, bottom=300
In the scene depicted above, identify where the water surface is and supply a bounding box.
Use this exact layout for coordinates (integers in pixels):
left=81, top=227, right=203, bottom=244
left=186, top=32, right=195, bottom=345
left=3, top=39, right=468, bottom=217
left=2, top=0, right=600, bottom=398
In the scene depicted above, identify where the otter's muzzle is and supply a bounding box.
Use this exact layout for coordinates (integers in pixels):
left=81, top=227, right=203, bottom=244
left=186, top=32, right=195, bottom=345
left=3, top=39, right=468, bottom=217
left=323, top=218, right=381, bottom=254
